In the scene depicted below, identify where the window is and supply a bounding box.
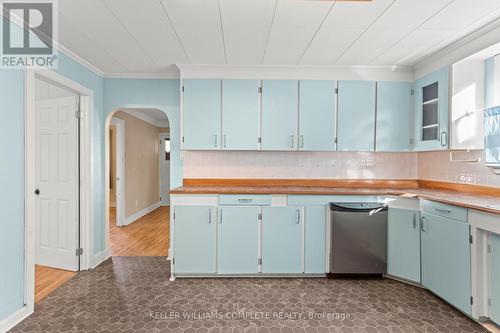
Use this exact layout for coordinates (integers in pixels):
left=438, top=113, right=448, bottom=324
left=422, top=82, right=439, bottom=141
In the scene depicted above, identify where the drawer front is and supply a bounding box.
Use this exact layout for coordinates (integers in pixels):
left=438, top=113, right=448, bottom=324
left=287, top=195, right=383, bottom=206
left=421, top=200, right=467, bottom=222
left=219, top=194, right=272, bottom=206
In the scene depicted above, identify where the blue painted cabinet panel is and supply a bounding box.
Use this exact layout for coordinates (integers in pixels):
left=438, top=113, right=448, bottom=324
left=421, top=212, right=471, bottom=315
left=262, top=207, right=302, bottom=273
left=183, top=79, right=221, bottom=150
left=222, top=80, right=259, bottom=150
left=304, top=207, right=326, bottom=273
left=174, top=206, right=216, bottom=273
left=376, top=82, right=413, bottom=151
left=261, top=80, right=299, bottom=150
left=337, top=81, right=376, bottom=151
left=387, top=208, right=420, bottom=283
left=299, top=80, right=336, bottom=151
left=218, top=207, right=259, bottom=274
left=413, top=66, right=450, bottom=151
left=490, top=232, right=500, bottom=325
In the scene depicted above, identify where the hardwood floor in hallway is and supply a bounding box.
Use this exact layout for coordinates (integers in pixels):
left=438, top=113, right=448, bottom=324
left=109, top=206, right=170, bottom=256
left=35, top=265, right=76, bottom=303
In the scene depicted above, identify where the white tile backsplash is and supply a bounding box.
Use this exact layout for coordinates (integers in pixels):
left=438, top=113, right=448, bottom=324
left=183, top=151, right=418, bottom=179
left=183, top=150, right=500, bottom=188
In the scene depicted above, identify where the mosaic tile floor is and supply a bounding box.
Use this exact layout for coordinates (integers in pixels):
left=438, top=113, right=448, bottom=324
left=11, top=256, right=489, bottom=333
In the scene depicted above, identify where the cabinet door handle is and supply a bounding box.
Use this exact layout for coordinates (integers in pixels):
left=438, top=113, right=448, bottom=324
left=290, top=135, right=295, bottom=149
left=223, top=134, right=227, bottom=148
left=413, top=213, right=417, bottom=229
left=440, top=132, right=447, bottom=147
left=421, top=216, right=426, bottom=232
left=219, top=210, right=223, bottom=224
left=296, top=209, right=301, bottom=224
left=435, top=208, right=451, bottom=214
left=299, top=135, right=304, bottom=148
left=208, top=210, right=212, bottom=224
left=213, top=134, right=218, bottom=148
left=238, top=198, right=253, bottom=203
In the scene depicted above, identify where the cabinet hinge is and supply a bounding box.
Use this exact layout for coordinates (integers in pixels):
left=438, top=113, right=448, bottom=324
left=182, top=136, right=185, bottom=143
left=258, top=87, right=262, bottom=94
left=335, top=88, right=338, bottom=94
left=172, top=258, right=175, bottom=264
left=258, top=213, right=262, bottom=220
left=488, top=244, right=491, bottom=253
left=258, top=258, right=262, bottom=265
left=470, top=296, right=474, bottom=305
left=410, top=138, right=414, bottom=145
left=75, top=248, right=83, bottom=256
left=258, top=137, right=262, bottom=143
left=489, top=298, right=492, bottom=307
left=173, top=212, right=175, bottom=220
left=411, top=89, right=414, bottom=96
left=469, top=235, right=473, bottom=245
left=182, top=86, right=184, bottom=92
left=334, top=137, right=338, bottom=144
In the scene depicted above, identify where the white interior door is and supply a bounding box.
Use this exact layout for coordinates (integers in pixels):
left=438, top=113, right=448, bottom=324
left=35, top=96, right=79, bottom=271
left=159, top=134, right=170, bottom=206
left=111, top=118, right=125, bottom=227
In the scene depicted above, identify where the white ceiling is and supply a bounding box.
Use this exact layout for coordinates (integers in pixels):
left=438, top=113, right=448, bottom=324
left=57, top=0, right=500, bottom=76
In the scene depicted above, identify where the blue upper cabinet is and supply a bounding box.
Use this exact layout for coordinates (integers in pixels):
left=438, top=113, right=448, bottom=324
left=261, top=80, right=299, bottom=150
left=182, top=79, right=221, bottom=150
left=376, top=82, right=413, bottom=151
left=299, top=80, right=336, bottom=151
left=337, top=81, right=376, bottom=151
left=221, top=80, right=259, bottom=150
left=413, top=66, right=450, bottom=151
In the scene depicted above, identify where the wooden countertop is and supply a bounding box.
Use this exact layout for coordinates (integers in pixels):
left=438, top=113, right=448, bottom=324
left=170, top=179, right=500, bottom=215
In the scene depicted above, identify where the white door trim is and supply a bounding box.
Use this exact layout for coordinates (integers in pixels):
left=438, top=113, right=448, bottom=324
left=110, top=118, right=125, bottom=227
left=25, top=69, right=95, bottom=318
left=159, top=132, right=170, bottom=206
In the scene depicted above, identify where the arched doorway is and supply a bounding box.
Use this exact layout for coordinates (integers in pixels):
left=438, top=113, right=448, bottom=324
left=105, top=108, right=170, bottom=257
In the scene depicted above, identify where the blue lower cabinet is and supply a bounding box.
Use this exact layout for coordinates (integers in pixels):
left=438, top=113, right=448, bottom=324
left=262, top=207, right=302, bottom=273
left=490, top=233, right=500, bottom=325
left=173, top=206, right=216, bottom=274
left=387, top=207, right=420, bottom=283
left=304, top=207, right=326, bottom=273
left=218, top=207, right=259, bottom=274
left=421, top=212, right=471, bottom=315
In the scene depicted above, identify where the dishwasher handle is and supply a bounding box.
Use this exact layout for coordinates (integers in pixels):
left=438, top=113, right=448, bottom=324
left=330, top=202, right=388, bottom=213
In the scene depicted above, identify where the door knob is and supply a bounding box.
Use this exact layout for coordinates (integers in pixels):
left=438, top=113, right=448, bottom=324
left=34, top=189, right=40, bottom=195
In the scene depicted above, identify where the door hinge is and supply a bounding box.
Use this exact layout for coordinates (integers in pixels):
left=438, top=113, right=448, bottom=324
left=76, top=248, right=83, bottom=256
left=258, top=87, right=262, bottom=94
left=469, top=235, right=473, bottom=244
left=335, top=88, right=338, bottom=94
left=258, top=258, right=262, bottom=265
left=470, top=296, right=474, bottom=305
left=258, top=213, right=262, bottom=220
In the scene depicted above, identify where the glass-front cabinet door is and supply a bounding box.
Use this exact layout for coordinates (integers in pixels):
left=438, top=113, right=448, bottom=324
left=413, top=66, right=450, bottom=151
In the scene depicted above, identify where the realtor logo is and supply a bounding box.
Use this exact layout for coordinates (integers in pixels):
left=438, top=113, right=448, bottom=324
left=1, top=0, right=58, bottom=68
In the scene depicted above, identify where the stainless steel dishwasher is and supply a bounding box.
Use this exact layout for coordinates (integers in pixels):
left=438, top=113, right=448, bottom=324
left=328, top=202, right=388, bottom=278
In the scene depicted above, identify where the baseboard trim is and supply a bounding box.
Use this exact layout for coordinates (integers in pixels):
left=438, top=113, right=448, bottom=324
left=92, top=247, right=111, bottom=269
left=0, top=306, right=31, bottom=333
left=125, top=202, right=161, bottom=226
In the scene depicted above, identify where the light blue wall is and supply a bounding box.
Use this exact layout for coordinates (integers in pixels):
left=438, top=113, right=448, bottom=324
left=0, top=70, right=25, bottom=320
